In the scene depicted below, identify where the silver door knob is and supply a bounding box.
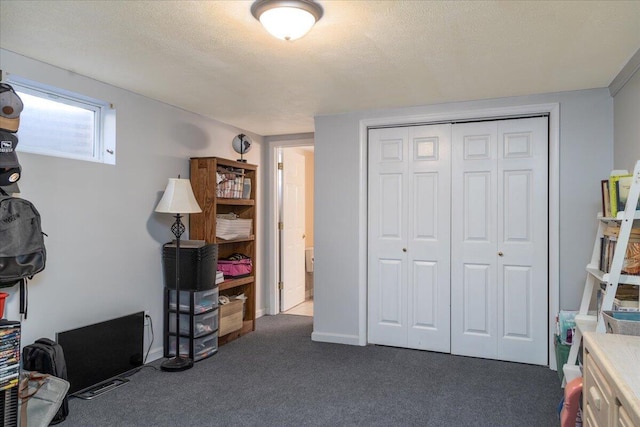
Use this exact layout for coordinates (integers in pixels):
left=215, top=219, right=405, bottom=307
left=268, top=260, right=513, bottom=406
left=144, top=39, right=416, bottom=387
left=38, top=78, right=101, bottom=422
left=498, top=251, right=504, bottom=256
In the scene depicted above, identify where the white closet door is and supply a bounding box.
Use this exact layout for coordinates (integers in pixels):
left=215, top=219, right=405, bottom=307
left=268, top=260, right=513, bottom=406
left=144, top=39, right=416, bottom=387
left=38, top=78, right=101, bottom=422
left=368, top=127, right=409, bottom=348
left=368, top=125, right=451, bottom=352
left=451, top=117, right=548, bottom=365
left=496, top=118, right=548, bottom=364
left=406, top=125, right=451, bottom=352
left=451, top=121, right=499, bottom=358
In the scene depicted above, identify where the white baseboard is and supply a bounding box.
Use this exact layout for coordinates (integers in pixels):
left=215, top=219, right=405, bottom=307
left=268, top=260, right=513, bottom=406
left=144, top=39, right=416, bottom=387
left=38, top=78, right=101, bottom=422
left=144, top=347, right=164, bottom=364
left=311, top=331, right=363, bottom=346
left=256, top=308, right=266, bottom=318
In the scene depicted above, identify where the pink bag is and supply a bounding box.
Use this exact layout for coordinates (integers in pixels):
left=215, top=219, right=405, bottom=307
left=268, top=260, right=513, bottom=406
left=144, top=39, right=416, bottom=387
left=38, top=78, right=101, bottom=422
left=218, top=258, right=252, bottom=278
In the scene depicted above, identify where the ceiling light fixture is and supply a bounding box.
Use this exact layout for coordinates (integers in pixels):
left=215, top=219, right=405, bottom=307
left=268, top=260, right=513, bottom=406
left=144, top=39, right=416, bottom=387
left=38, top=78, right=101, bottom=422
left=251, top=0, right=323, bottom=41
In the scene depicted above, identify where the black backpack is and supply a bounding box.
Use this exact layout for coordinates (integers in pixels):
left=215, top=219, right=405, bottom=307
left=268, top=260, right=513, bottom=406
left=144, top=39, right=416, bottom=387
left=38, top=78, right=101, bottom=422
left=0, top=188, right=46, bottom=317
left=22, top=338, right=69, bottom=424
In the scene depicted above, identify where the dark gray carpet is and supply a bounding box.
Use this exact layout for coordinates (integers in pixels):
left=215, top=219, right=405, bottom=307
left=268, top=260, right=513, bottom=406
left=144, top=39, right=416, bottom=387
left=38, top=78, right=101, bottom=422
left=64, top=314, right=562, bottom=426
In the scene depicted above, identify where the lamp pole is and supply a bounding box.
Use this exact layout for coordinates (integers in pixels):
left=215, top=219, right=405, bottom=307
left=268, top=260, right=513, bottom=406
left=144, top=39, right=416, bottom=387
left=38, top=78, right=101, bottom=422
left=156, top=177, right=201, bottom=372
left=161, top=212, right=193, bottom=371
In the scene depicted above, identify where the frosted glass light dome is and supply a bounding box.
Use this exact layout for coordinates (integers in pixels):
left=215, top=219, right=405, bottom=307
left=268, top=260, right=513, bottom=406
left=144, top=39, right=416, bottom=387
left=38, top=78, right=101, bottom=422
left=251, top=0, right=323, bottom=41
left=259, top=7, right=316, bottom=41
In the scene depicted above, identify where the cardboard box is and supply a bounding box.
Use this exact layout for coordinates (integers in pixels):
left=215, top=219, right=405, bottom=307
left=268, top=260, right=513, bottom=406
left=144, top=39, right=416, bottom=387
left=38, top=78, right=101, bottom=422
left=219, top=299, right=243, bottom=336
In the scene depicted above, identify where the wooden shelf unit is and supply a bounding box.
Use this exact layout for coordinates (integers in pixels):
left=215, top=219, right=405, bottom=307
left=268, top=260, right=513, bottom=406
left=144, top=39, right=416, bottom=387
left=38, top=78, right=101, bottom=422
left=190, top=156, right=257, bottom=345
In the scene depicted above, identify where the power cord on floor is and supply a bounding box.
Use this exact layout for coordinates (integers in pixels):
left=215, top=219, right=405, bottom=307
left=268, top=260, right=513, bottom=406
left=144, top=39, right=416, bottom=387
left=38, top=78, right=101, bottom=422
left=143, top=313, right=155, bottom=365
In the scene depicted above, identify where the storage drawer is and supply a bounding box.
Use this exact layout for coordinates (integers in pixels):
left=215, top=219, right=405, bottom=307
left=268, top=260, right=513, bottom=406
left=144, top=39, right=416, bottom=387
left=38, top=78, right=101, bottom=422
left=168, top=288, right=219, bottom=314
left=168, top=331, right=218, bottom=362
left=616, top=403, right=634, bottom=427
left=169, top=309, right=219, bottom=338
left=584, top=352, right=613, bottom=427
left=219, top=299, right=243, bottom=336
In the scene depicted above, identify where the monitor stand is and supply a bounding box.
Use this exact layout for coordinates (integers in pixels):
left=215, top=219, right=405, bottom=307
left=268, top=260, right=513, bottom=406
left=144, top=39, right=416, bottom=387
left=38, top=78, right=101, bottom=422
left=73, top=377, right=129, bottom=400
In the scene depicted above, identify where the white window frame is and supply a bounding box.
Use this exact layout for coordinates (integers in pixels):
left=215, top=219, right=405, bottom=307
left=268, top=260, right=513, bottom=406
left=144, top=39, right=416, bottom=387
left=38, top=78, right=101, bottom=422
left=5, top=75, right=116, bottom=165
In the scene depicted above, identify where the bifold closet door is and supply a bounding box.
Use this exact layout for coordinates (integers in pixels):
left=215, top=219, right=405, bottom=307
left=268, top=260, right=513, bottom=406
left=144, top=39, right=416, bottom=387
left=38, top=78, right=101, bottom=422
left=450, top=117, right=548, bottom=365
left=368, top=124, right=451, bottom=352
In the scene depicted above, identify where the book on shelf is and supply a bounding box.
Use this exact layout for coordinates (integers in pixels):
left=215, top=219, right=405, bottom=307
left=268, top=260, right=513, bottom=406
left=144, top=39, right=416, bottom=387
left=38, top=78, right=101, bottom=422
left=601, top=179, right=611, bottom=218
left=608, top=170, right=631, bottom=218
left=616, top=175, right=640, bottom=213
left=602, top=224, right=640, bottom=238
left=598, top=236, right=640, bottom=275
left=615, top=283, right=640, bottom=297
left=614, top=296, right=640, bottom=311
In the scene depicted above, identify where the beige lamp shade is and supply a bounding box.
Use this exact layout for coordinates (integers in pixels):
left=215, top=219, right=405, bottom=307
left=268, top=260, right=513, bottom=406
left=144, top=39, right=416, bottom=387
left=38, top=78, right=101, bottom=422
left=155, top=178, right=202, bottom=214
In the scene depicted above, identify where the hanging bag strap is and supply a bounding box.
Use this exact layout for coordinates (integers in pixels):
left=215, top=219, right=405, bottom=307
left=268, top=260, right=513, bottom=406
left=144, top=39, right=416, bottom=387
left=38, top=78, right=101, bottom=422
left=19, top=372, right=51, bottom=427
left=20, top=278, right=28, bottom=319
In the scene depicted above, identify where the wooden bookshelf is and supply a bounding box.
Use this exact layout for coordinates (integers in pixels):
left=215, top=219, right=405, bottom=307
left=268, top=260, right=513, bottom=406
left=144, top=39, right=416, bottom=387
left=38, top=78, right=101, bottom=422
left=190, top=157, right=257, bottom=345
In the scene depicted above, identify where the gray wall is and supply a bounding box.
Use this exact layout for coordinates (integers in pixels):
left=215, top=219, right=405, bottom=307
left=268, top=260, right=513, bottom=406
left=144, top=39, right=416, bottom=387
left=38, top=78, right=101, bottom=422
left=313, top=89, right=613, bottom=344
left=0, top=49, right=264, bottom=359
left=613, top=65, right=640, bottom=171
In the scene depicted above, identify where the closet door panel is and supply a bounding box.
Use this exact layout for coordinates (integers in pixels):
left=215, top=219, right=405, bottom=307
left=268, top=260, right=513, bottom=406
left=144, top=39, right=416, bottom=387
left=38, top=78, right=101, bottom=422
left=378, top=259, right=403, bottom=325
left=502, top=265, right=532, bottom=338
left=412, top=260, right=438, bottom=327
left=452, top=122, right=498, bottom=358
left=368, top=127, right=409, bottom=347
left=463, top=172, right=491, bottom=242
left=503, top=170, right=531, bottom=242
left=413, top=173, right=437, bottom=239
left=369, top=124, right=451, bottom=352
left=497, top=117, right=548, bottom=365
left=407, top=125, right=451, bottom=352
left=459, top=263, right=496, bottom=359
left=379, top=174, right=403, bottom=239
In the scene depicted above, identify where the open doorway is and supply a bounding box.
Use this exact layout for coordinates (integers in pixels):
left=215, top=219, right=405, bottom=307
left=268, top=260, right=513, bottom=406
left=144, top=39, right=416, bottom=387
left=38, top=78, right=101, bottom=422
left=278, top=146, right=314, bottom=316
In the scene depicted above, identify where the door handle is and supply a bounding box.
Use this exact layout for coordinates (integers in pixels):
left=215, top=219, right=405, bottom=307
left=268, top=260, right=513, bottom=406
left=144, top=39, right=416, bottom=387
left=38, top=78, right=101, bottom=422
left=498, top=251, right=504, bottom=256
left=402, top=248, right=407, bottom=252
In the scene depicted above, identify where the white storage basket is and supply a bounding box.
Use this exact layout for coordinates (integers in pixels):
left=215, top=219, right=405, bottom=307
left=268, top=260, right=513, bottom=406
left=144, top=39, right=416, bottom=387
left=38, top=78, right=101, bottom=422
left=216, top=213, right=252, bottom=240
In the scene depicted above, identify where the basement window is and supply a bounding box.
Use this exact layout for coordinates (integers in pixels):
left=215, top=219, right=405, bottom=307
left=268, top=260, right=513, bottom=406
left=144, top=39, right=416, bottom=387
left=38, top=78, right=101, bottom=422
left=5, top=75, right=116, bottom=165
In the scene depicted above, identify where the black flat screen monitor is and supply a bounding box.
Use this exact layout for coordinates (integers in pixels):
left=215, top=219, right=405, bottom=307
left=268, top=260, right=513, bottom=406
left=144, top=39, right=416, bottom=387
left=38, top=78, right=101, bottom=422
left=56, top=311, right=144, bottom=396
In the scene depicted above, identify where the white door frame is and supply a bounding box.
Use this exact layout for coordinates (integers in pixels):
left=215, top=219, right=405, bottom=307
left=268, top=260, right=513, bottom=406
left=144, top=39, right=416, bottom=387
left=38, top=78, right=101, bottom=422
left=358, top=103, right=560, bottom=369
left=264, top=134, right=315, bottom=315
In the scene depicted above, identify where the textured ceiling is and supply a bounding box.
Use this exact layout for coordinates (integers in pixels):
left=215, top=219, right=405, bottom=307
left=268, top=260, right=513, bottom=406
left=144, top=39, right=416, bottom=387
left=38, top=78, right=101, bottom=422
left=1, top=1, right=639, bottom=136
